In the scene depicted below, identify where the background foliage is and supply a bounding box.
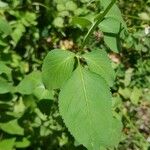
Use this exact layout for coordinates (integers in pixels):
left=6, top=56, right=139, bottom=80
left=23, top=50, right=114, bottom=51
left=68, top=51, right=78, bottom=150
left=0, top=0, right=150, bottom=150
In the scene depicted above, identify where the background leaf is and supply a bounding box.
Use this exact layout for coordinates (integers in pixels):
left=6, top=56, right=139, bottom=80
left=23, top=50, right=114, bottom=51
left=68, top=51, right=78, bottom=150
left=104, top=34, right=121, bottom=53
left=99, top=17, right=121, bottom=34
left=0, top=119, right=24, bottom=135
left=0, top=18, right=12, bottom=35
left=0, top=138, right=15, bottom=150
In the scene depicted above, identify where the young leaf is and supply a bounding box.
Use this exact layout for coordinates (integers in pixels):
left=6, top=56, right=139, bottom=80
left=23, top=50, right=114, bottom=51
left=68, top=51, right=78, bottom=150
left=83, top=49, right=115, bottom=87
left=59, top=66, right=115, bottom=149
left=42, top=49, right=75, bottom=90
left=0, top=119, right=24, bottom=135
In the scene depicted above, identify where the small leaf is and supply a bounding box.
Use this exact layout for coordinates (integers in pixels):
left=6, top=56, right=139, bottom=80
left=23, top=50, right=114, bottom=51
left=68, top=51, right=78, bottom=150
left=53, top=17, right=64, bottom=28
left=83, top=49, right=115, bottom=86
left=0, top=18, right=12, bottom=35
left=0, top=119, right=24, bottom=135
left=11, top=23, right=25, bottom=45
left=0, top=138, right=15, bottom=150
left=65, top=1, right=77, bottom=11
left=71, top=17, right=92, bottom=28
left=0, top=1, right=8, bottom=8
left=59, top=66, right=118, bottom=149
left=0, top=78, right=12, bottom=94
left=33, top=85, right=53, bottom=100
left=16, top=71, right=42, bottom=95
left=118, top=88, right=131, bottom=99
left=130, top=87, right=142, bottom=105
left=0, top=61, right=12, bottom=81
left=42, top=49, right=75, bottom=90
left=15, top=138, right=30, bottom=148
left=104, top=34, right=121, bottom=53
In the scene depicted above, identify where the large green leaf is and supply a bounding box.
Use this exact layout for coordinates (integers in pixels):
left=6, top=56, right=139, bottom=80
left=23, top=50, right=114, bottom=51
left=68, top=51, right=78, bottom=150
left=42, top=49, right=75, bottom=90
left=59, top=66, right=117, bottom=149
left=83, top=50, right=115, bottom=86
left=0, top=119, right=24, bottom=135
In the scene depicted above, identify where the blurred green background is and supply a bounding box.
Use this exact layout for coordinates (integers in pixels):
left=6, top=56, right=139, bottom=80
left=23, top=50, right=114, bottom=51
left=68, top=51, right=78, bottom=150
left=0, top=0, right=150, bottom=150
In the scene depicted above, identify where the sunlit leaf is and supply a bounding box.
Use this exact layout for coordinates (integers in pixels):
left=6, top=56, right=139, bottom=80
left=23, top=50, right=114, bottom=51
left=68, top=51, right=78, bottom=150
left=83, top=49, right=115, bottom=86
left=59, top=65, right=121, bottom=149
left=42, top=49, right=75, bottom=90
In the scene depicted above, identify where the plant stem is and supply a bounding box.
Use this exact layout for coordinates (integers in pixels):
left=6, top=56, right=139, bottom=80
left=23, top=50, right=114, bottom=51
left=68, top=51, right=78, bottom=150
left=82, top=0, right=116, bottom=47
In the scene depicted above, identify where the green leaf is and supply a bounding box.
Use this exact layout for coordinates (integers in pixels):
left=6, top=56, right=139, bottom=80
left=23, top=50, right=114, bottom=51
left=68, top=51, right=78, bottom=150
left=0, top=18, right=12, bottom=35
left=109, top=118, right=122, bottom=146
left=65, top=1, right=77, bottom=11
left=0, top=1, right=8, bottom=8
left=99, top=17, right=121, bottom=34
left=59, top=66, right=118, bottom=149
left=33, top=85, right=53, bottom=100
left=118, top=87, right=131, bottom=99
left=0, top=78, right=12, bottom=94
left=0, top=138, right=15, bottom=150
left=130, top=87, right=142, bottom=105
left=83, top=49, right=115, bottom=87
left=11, top=23, right=25, bottom=45
left=15, top=138, right=30, bottom=148
left=100, top=0, right=127, bottom=29
left=0, top=119, right=24, bottom=135
left=16, top=71, right=42, bottom=95
left=42, top=49, right=75, bottom=90
left=17, top=71, right=53, bottom=99
left=0, top=61, right=12, bottom=81
left=53, top=17, right=64, bottom=28
left=71, top=17, right=92, bottom=28
left=104, top=34, right=121, bottom=53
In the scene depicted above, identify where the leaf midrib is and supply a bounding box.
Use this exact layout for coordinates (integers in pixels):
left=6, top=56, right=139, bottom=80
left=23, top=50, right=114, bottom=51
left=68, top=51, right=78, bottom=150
left=78, top=65, right=94, bottom=148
